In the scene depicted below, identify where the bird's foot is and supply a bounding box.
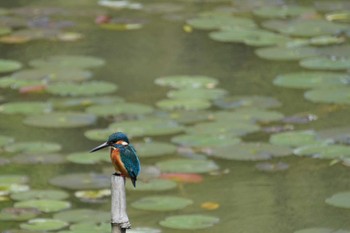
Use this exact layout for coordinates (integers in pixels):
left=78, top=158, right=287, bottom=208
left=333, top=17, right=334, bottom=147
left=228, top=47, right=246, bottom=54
left=113, top=172, right=122, bottom=176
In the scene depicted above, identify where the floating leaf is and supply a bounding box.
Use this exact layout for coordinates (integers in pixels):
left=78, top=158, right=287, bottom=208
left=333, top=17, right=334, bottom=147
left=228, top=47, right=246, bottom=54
left=167, top=88, right=227, bottom=100
left=300, top=56, right=350, bottom=70
left=159, top=173, right=203, bottom=183
left=0, top=101, right=52, bottom=115
left=210, top=142, right=292, bottom=160
left=86, top=102, right=153, bottom=117
left=0, top=175, right=28, bottom=185
left=0, top=76, right=43, bottom=90
left=325, top=192, right=350, bottom=209
left=214, top=109, right=284, bottom=123
left=255, top=46, right=319, bottom=61
left=84, top=128, right=115, bottom=141
left=14, top=199, right=71, bottom=213
left=11, top=190, right=69, bottom=201
left=310, top=35, right=345, bottom=46
left=253, top=5, right=315, bottom=18
left=169, top=110, right=213, bottom=124
left=109, top=118, right=185, bottom=137
left=255, top=162, right=289, bottom=172
left=154, top=75, right=218, bottom=89
left=47, top=81, right=118, bottom=96
left=160, top=214, right=219, bottom=230
left=0, top=135, right=14, bottom=147
left=186, top=121, right=260, bottom=137
left=156, top=98, right=212, bottom=111
left=274, top=71, right=350, bottom=89
left=304, top=87, right=350, bottom=104
left=187, top=15, right=256, bottom=30
left=65, top=222, right=110, bottom=232
left=20, top=218, right=68, bottom=231
left=11, top=154, right=65, bottom=164
left=126, top=178, right=177, bottom=191
left=0, top=59, right=22, bottom=73
left=23, top=112, right=97, bottom=128
left=171, top=134, right=240, bottom=147
left=50, top=173, right=109, bottom=190
left=214, top=95, right=281, bottom=109
left=29, top=55, right=105, bottom=69
left=66, top=151, right=110, bottom=164
left=12, top=68, right=92, bottom=82
left=269, top=130, right=321, bottom=147
left=294, top=228, right=349, bottom=233
left=74, top=189, right=111, bottom=203
left=51, top=96, right=124, bottom=109
left=4, top=141, right=61, bottom=154
left=132, top=196, right=193, bottom=211
left=53, top=209, right=110, bottom=223
left=156, top=159, right=219, bottom=173
left=0, top=207, right=41, bottom=221
left=209, top=28, right=289, bottom=47
left=134, top=141, right=177, bottom=158
left=262, top=19, right=348, bottom=37
left=294, top=144, right=350, bottom=159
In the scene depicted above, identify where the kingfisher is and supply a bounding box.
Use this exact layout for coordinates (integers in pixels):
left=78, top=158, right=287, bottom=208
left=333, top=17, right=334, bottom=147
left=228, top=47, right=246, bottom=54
left=90, top=132, right=141, bottom=187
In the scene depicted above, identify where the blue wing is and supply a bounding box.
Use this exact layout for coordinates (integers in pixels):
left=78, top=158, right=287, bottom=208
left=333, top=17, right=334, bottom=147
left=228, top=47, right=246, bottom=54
left=114, top=143, right=141, bottom=187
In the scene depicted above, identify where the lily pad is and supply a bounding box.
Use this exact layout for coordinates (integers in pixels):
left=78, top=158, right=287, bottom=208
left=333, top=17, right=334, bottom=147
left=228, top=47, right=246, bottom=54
left=20, top=218, right=68, bottom=231
left=300, top=56, right=350, bottom=70
left=304, top=87, right=350, bottom=104
left=156, top=98, right=212, bottom=111
left=0, top=101, right=52, bottom=115
left=255, top=46, right=319, bottom=61
left=0, top=59, right=22, bottom=73
left=214, top=95, right=281, bottom=109
left=255, top=162, right=289, bottom=172
left=23, top=112, right=97, bottom=128
left=187, top=15, right=256, bottom=30
left=253, top=5, right=315, bottom=18
left=154, top=75, right=218, bottom=89
left=14, top=199, right=71, bottom=213
left=51, top=96, right=124, bottom=108
left=0, top=76, right=43, bottom=89
left=210, top=142, right=292, bottom=160
left=4, top=141, right=61, bottom=154
left=66, top=151, right=110, bottom=164
left=274, top=71, right=350, bottom=89
left=47, top=81, right=118, bottom=96
left=159, top=214, right=219, bottom=230
left=214, top=109, right=284, bottom=123
left=294, top=144, right=350, bottom=159
left=0, top=207, right=41, bottom=221
left=310, top=35, right=345, bottom=46
left=168, top=88, right=227, bottom=100
left=156, top=159, right=219, bottom=173
left=209, top=28, right=289, bottom=47
left=64, top=222, right=110, bottom=232
left=126, top=178, right=177, bottom=191
left=11, top=154, right=65, bottom=164
left=294, top=228, right=349, bottom=233
left=169, top=110, right=213, bottom=124
left=0, top=135, right=14, bottom=147
left=186, top=121, right=260, bottom=137
left=74, top=189, right=111, bottom=203
left=29, top=55, right=105, bottom=69
left=132, top=196, right=193, bottom=211
left=171, top=134, right=241, bottom=147
left=53, top=209, right=110, bottom=223
left=11, top=68, right=92, bottom=82
left=86, top=102, right=153, bottom=117
left=0, top=175, right=28, bottom=185
left=269, top=130, right=321, bottom=148
left=50, top=173, right=110, bottom=190
left=109, top=118, right=185, bottom=137
left=325, top=191, right=350, bottom=209
left=84, top=128, right=115, bottom=141
left=11, top=190, right=69, bottom=201
left=134, top=141, right=177, bottom=158
left=262, top=19, right=348, bottom=37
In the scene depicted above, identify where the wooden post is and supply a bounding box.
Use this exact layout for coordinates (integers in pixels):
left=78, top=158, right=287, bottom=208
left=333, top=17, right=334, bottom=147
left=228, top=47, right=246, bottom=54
left=111, top=174, right=131, bottom=233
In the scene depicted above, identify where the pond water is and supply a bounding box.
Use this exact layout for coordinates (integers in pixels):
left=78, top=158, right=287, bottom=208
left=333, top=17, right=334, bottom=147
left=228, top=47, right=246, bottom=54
left=1, top=0, right=350, bottom=232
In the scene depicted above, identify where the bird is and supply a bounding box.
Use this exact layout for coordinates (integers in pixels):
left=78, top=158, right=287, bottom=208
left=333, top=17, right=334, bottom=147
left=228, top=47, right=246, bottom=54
left=90, top=132, right=141, bottom=187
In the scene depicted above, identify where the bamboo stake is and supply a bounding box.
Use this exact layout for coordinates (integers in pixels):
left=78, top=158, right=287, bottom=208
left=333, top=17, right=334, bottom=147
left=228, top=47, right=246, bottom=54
left=111, top=173, right=131, bottom=233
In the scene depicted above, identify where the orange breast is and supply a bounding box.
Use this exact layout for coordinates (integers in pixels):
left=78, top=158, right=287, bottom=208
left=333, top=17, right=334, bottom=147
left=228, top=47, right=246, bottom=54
left=110, top=148, right=129, bottom=177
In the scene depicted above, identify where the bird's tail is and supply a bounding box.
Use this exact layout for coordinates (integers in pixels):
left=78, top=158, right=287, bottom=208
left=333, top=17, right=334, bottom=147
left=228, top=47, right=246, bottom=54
left=131, top=177, right=137, bottom=188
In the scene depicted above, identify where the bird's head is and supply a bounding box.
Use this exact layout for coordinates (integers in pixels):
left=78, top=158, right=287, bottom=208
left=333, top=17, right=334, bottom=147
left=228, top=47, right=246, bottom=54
left=90, top=132, right=129, bottom=152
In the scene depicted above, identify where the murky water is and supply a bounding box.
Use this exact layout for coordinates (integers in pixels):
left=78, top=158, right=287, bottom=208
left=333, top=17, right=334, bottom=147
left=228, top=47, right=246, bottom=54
left=1, top=0, right=350, bottom=232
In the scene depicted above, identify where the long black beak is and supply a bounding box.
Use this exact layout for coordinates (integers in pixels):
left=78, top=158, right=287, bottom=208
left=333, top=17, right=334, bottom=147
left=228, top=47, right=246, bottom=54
left=90, top=142, right=109, bottom=153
